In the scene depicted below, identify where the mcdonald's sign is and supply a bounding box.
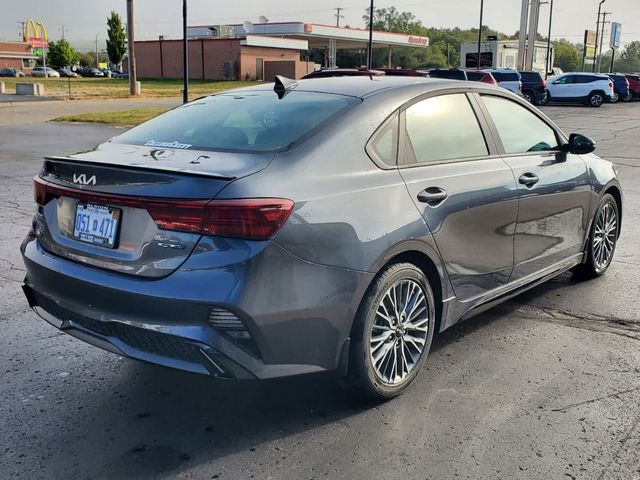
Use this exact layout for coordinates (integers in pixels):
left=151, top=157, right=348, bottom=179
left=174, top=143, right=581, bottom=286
left=25, top=19, right=48, bottom=49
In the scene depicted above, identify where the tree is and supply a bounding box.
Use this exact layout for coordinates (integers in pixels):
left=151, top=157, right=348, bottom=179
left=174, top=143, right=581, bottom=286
left=616, top=41, right=640, bottom=72
left=552, top=40, right=581, bottom=72
left=47, top=38, right=80, bottom=67
left=106, top=11, right=127, bottom=67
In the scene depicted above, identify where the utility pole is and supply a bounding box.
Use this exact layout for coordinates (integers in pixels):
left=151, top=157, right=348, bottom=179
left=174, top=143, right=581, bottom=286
left=476, top=0, right=484, bottom=69
left=334, top=7, right=344, bottom=27
left=95, top=34, right=99, bottom=67
left=592, top=0, right=605, bottom=72
left=596, top=12, right=611, bottom=72
left=525, top=0, right=541, bottom=71
left=126, top=0, right=138, bottom=96
left=544, top=0, right=554, bottom=78
left=367, top=0, right=374, bottom=69
left=517, top=0, right=529, bottom=70
left=60, top=24, right=66, bottom=39
left=182, top=0, right=189, bottom=103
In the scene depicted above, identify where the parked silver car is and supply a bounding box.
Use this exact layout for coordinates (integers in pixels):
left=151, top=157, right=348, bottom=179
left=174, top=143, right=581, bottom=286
left=21, top=76, right=622, bottom=399
left=31, top=66, right=60, bottom=78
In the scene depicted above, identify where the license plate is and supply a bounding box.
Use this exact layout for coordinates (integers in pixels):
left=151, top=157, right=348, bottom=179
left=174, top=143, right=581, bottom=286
left=73, top=203, right=121, bottom=248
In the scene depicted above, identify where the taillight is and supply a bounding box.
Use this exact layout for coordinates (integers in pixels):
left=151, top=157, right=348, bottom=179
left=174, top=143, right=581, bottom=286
left=201, top=199, right=293, bottom=240
left=543, top=79, right=547, bottom=88
left=609, top=81, right=613, bottom=88
left=33, top=177, right=294, bottom=241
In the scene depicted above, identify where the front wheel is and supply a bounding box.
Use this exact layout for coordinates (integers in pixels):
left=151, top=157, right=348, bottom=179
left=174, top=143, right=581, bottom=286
left=589, top=92, right=604, bottom=107
left=573, top=193, right=619, bottom=279
left=347, top=263, right=436, bottom=400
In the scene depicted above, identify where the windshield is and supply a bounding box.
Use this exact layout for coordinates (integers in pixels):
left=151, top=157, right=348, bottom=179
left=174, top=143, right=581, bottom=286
left=114, top=90, right=359, bottom=153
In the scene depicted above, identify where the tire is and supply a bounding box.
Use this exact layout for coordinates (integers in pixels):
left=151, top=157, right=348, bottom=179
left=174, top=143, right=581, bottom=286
left=347, top=262, right=436, bottom=400
left=573, top=193, right=619, bottom=279
left=610, top=91, right=620, bottom=103
left=623, top=92, right=633, bottom=102
left=538, top=91, right=550, bottom=105
left=589, top=92, right=604, bottom=107
left=523, top=90, right=534, bottom=103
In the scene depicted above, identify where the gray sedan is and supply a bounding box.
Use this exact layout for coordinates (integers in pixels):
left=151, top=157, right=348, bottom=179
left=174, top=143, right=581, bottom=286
left=21, top=76, right=621, bottom=399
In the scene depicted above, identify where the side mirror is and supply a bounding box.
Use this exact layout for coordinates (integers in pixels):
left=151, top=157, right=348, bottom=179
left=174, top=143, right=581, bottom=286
left=565, top=133, right=596, bottom=155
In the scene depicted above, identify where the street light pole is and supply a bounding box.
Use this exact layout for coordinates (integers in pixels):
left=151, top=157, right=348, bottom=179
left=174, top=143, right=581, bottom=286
left=477, top=0, right=484, bottom=69
left=592, top=0, right=605, bottom=72
left=182, top=0, right=189, bottom=103
left=367, top=0, right=374, bottom=69
left=596, top=12, right=611, bottom=72
left=544, top=0, right=554, bottom=78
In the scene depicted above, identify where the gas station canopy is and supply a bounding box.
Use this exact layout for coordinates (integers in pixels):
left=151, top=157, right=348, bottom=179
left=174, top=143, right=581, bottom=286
left=188, top=21, right=429, bottom=50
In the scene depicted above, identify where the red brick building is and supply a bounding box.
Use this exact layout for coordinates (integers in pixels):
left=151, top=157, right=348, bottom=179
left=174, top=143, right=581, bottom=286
left=0, top=41, right=37, bottom=73
left=130, top=35, right=313, bottom=81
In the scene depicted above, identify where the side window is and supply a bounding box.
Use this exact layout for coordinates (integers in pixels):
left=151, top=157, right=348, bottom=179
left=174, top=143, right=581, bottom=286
left=482, top=95, right=559, bottom=154
left=368, top=114, right=398, bottom=166
left=553, top=75, right=572, bottom=85
left=403, top=94, right=488, bottom=165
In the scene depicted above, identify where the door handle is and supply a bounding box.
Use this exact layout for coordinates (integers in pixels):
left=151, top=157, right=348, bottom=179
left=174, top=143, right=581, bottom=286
left=519, top=172, right=539, bottom=187
left=417, top=187, right=448, bottom=206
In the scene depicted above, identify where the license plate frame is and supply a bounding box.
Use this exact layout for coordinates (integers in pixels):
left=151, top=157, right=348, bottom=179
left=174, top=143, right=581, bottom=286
left=72, top=203, right=121, bottom=249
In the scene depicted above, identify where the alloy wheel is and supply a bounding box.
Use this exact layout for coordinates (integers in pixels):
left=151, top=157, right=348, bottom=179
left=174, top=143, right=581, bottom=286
left=369, top=279, right=429, bottom=385
left=610, top=92, right=619, bottom=103
left=593, top=202, right=617, bottom=270
left=591, top=94, right=603, bottom=107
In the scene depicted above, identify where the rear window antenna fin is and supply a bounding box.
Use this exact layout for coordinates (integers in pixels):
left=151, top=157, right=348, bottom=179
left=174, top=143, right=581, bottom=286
left=274, top=75, right=298, bottom=99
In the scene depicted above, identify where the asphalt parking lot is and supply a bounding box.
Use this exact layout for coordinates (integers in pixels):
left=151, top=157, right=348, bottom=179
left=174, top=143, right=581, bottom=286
left=1, top=101, right=639, bottom=480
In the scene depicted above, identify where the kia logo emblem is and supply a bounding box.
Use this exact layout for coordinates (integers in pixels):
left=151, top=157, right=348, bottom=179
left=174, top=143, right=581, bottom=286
left=72, top=173, right=97, bottom=186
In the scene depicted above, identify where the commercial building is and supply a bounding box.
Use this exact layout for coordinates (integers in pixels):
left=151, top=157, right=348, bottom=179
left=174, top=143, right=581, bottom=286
left=132, top=21, right=429, bottom=81
left=0, top=41, right=37, bottom=72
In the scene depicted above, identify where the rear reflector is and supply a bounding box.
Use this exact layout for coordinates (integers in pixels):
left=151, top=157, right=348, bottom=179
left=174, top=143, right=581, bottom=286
left=34, top=176, right=293, bottom=240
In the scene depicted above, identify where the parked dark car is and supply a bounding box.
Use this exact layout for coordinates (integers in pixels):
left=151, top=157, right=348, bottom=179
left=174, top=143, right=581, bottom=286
left=301, top=68, right=384, bottom=79
left=518, top=70, right=547, bottom=104
left=625, top=74, right=640, bottom=100
left=0, top=68, right=25, bottom=77
left=111, top=71, right=129, bottom=79
left=22, top=76, right=622, bottom=400
left=427, top=68, right=467, bottom=80
left=78, top=67, right=105, bottom=77
left=608, top=74, right=631, bottom=103
left=466, top=70, right=497, bottom=85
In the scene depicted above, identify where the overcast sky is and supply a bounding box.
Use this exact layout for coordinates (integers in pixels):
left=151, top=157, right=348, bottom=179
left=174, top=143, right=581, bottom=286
left=3, top=0, right=639, bottom=50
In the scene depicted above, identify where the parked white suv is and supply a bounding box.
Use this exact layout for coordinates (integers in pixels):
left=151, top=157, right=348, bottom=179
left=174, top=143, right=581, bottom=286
left=486, top=69, right=522, bottom=95
left=31, top=66, right=60, bottom=78
left=542, top=73, right=613, bottom=107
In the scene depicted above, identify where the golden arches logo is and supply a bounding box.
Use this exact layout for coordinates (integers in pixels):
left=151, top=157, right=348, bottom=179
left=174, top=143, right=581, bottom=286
left=25, top=19, right=48, bottom=48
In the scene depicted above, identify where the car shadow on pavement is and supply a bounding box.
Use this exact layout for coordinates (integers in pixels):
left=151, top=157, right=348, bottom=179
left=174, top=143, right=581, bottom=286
left=56, top=306, right=512, bottom=480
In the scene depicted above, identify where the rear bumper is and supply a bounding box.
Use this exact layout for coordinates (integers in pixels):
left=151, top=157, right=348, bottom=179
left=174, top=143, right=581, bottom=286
left=21, top=236, right=373, bottom=380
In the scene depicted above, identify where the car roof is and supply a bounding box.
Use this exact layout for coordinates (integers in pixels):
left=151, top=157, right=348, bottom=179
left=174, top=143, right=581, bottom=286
left=217, top=76, right=507, bottom=100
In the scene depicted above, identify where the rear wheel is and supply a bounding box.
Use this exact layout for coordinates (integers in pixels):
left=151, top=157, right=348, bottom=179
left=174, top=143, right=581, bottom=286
left=522, top=90, right=534, bottom=103
left=347, top=263, right=435, bottom=400
left=623, top=92, right=633, bottom=102
left=573, top=193, right=619, bottom=278
left=610, top=91, right=620, bottom=103
left=589, top=92, right=604, bottom=107
left=538, top=91, right=550, bottom=105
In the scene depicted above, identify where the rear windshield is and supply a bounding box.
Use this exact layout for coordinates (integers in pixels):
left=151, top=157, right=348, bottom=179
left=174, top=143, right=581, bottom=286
left=466, top=71, right=484, bottom=81
left=114, top=90, right=359, bottom=152
left=520, top=72, right=542, bottom=82
left=492, top=71, right=520, bottom=82
left=429, top=70, right=466, bottom=80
